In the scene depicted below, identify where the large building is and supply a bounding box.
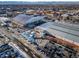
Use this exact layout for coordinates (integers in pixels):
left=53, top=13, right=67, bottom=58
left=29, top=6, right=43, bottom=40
left=24, top=16, right=46, bottom=28
left=35, top=22, right=79, bottom=44
left=12, top=14, right=33, bottom=27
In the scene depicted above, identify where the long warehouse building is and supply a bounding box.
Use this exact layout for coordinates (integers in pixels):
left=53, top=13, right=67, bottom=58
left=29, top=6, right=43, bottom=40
left=35, top=22, right=79, bottom=51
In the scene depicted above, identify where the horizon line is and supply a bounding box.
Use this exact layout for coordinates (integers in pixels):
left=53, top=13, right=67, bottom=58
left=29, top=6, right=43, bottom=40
left=0, top=0, right=79, bottom=2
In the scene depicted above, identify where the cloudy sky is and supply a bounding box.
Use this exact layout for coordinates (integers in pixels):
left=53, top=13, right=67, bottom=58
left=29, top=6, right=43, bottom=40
left=0, top=0, right=79, bottom=2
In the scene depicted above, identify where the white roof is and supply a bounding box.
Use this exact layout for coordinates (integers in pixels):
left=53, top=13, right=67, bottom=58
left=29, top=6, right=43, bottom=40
left=25, top=16, right=45, bottom=24
left=61, top=14, right=68, bottom=17
left=26, top=10, right=35, bottom=12
left=36, top=22, right=79, bottom=43
left=0, top=17, right=10, bottom=22
left=13, top=14, right=33, bottom=24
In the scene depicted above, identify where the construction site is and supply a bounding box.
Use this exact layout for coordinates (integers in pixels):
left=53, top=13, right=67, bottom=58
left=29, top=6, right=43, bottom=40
left=0, top=1, right=79, bottom=58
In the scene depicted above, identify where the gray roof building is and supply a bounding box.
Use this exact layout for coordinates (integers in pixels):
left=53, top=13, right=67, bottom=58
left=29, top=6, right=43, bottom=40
left=13, top=14, right=33, bottom=25
left=35, top=22, right=79, bottom=43
left=25, top=16, right=46, bottom=24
